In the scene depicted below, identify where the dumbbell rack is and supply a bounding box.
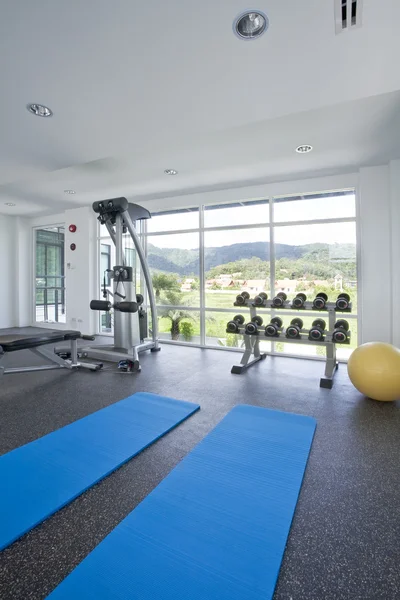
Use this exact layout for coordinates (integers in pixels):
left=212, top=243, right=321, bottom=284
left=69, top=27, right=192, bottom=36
left=230, top=299, right=351, bottom=388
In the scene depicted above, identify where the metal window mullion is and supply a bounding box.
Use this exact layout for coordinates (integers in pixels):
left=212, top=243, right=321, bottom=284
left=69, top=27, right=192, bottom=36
left=272, top=216, right=356, bottom=228
left=202, top=222, right=270, bottom=233
left=144, top=227, right=200, bottom=237
left=199, top=206, right=206, bottom=346
left=269, top=197, right=276, bottom=354
left=155, top=305, right=201, bottom=311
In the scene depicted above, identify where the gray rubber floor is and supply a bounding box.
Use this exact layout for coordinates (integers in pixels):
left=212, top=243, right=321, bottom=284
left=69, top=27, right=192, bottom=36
left=0, top=328, right=399, bottom=600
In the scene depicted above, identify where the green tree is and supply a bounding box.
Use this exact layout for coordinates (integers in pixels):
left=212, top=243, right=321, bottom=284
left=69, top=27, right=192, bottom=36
left=152, top=272, right=180, bottom=300
left=158, top=290, right=195, bottom=340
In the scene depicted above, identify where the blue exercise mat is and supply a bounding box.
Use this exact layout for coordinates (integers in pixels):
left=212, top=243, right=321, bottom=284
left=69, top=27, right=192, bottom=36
left=47, top=405, right=316, bottom=600
left=0, top=392, right=199, bottom=551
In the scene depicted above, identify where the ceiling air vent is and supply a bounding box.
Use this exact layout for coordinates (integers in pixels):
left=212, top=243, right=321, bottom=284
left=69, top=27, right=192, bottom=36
left=335, top=0, right=363, bottom=34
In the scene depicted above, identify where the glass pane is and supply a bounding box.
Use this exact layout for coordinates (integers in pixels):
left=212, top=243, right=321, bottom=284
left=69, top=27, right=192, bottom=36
left=205, top=310, right=271, bottom=352
left=274, top=191, right=356, bottom=222
left=273, top=222, right=357, bottom=314
left=204, top=200, right=269, bottom=228
left=148, top=232, right=200, bottom=307
left=35, top=227, right=65, bottom=324
left=155, top=310, right=200, bottom=344
left=147, top=209, right=199, bottom=233
left=204, top=227, right=270, bottom=308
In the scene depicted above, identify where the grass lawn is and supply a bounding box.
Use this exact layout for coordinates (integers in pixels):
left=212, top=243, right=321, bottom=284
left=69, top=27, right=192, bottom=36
left=157, top=288, right=357, bottom=359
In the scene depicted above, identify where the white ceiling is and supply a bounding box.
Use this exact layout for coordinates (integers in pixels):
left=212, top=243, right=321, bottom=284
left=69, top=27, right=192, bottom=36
left=1, top=0, right=400, bottom=216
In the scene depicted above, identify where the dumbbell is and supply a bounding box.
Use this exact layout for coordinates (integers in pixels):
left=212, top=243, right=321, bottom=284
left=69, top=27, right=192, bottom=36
left=245, top=316, right=264, bottom=335
left=336, top=293, right=350, bottom=311
left=292, top=293, right=307, bottom=309
left=272, top=292, right=287, bottom=308
left=265, top=316, right=283, bottom=337
left=313, top=292, right=328, bottom=310
left=286, top=318, right=304, bottom=339
left=308, top=319, right=326, bottom=341
left=226, top=314, right=245, bottom=334
left=136, top=293, right=144, bottom=306
left=235, top=291, right=251, bottom=306
left=332, top=319, right=350, bottom=343
left=253, top=292, right=268, bottom=307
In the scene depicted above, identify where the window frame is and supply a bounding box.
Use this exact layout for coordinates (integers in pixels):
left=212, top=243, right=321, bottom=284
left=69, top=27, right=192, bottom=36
left=32, top=224, right=66, bottom=327
left=96, top=189, right=359, bottom=359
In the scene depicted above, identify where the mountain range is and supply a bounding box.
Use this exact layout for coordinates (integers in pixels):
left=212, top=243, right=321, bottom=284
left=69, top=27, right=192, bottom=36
left=147, top=241, right=355, bottom=276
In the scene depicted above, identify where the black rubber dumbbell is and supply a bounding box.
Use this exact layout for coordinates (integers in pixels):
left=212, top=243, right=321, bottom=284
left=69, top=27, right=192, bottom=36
left=335, top=293, right=351, bottom=311
left=226, top=314, right=245, bottom=334
left=235, top=291, right=251, bottom=306
left=332, top=319, right=350, bottom=343
left=265, top=316, right=283, bottom=337
left=313, top=292, right=328, bottom=310
left=308, top=319, right=326, bottom=341
left=253, top=292, right=268, bottom=307
left=292, top=293, right=307, bottom=309
left=272, top=292, right=287, bottom=308
left=245, top=315, right=263, bottom=335
left=286, top=318, right=304, bottom=339
left=136, top=294, right=144, bottom=306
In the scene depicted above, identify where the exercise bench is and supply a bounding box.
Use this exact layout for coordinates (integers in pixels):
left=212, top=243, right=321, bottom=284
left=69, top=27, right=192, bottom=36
left=0, top=331, right=102, bottom=377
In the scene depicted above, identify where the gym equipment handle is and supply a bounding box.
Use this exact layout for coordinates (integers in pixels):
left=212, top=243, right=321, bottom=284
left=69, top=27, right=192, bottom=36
left=90, top=300, right=112, bottom=311
left=116, top=302, right=138, bottom=313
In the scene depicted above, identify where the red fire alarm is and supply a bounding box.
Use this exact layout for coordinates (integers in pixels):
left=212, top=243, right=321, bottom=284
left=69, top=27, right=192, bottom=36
left=70, top=243, right=76, bottom=251
left=69, top=224, right=77, bottom=233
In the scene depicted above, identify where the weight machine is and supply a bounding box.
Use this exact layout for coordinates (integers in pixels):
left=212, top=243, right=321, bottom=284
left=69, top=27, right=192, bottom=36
left=85, top=197, right=160, bottom=371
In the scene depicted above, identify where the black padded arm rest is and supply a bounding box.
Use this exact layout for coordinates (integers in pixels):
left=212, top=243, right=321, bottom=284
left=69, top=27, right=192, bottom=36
left=63, top=331, right=82, bottom=340
left=0, top=331, right=81, bottom=353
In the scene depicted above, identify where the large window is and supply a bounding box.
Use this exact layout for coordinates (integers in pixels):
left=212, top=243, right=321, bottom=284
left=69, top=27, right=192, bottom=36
left=100, top=190, right=357, bottom=358
left=35, top=227, right=65, bottom=323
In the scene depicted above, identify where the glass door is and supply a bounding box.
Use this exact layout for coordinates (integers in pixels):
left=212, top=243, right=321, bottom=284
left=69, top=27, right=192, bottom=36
left=35, top=226, right=66, bottom=324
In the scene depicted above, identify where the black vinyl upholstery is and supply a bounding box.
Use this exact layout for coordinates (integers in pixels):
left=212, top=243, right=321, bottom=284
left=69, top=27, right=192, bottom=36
left=0, top=331, right=81, bottom=353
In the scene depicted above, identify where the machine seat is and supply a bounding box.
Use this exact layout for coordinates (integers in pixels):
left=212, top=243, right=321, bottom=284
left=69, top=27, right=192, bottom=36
left=0, top=331, right=82, bottom=353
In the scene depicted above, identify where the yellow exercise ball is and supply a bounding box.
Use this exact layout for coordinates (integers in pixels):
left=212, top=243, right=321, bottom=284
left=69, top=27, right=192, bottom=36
left=347, top=342, right=400, bottom=401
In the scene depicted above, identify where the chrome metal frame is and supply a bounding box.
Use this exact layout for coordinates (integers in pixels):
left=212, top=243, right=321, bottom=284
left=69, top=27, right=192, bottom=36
left=86, top=201, right=159, bottom=367
left=0, top=338, right=100, bottom=377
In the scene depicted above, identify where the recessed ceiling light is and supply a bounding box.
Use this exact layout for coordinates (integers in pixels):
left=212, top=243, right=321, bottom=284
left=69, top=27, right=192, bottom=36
left=234, top=10, right=269, bottom=40
left=64, top=190, right=76, bottom=194
left=164, top=169, right=178, bottom=175
left=5, top=202, right=16, bottom=206
left=296, top=145, right=313, bottom=154
left=27, top=103, right=53, bottom=117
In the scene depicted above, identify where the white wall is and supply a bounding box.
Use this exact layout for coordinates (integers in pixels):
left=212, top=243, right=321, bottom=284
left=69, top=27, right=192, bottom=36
left=64, top=206, right=97, bottom=334
left=357, top=166, right=392, bottom=343
left=14, top=217, right=32, bottom=327
left=389, top=160, right=400, bottom=347
left=141, top=173, right=358, bottom=213
left=0, top=215, right=16, bottom=328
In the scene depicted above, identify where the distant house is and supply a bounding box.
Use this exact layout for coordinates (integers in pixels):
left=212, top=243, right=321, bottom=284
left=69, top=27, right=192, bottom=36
left=275, top=279, right=298, bottom=294
left=244, top=280, right=266, bottom=294
left=231, top=279, right=245, bottom=288
left=334, top=274, right=343, bottom=291
left=313, top=280, right=330, bottom=287
left=205, top=279, right=216, bottom=288
left=185, top=278, right=196, bottom=284
left=181, top=283, right=192, bottom=292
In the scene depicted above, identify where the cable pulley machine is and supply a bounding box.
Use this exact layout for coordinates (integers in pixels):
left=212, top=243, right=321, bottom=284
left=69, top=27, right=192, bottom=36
left=85, top=197, right=160, bottom=371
